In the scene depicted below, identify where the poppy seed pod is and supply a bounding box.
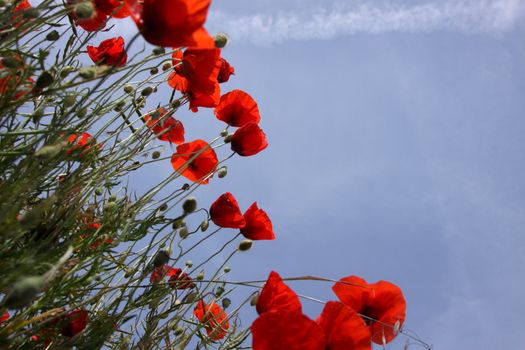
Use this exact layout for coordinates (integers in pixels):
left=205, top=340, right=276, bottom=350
left=153, top=249, right=170, bottom=267
left=182, top=197, right=197, bottom=213
left=238, top=239, right=253, bottom=251
left=214, top=33, right=229, bottom=48
left=3, top=276, right=43, bottom=309
left=35, top=71, right=54, bottom=89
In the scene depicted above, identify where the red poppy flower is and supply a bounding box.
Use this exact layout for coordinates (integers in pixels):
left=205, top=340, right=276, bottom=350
left=150, top=265, right=170, bottom=284
left=214, top=90, right=260, bottom=127
left=144, top=108, right=185, bottom=144
left=80, top=222, right=113, bottom=249
left=167, top=268, right=195, bottom=289
left=332, top=276, right=406, bottom=344
left=68, top=0, right=108, bottom=32
left=95, top=0, right=130, bottom=18
left=317, top=301, right=371, bottom=350
left=256, top=271, right=301, bottom=315
left=0, top=310, right=9, bottom=323
left=60, top=309, right=89, bottom=338
left=217, top=58, right=235, bottom=83
left=87, top=37, right=127, bottom=67
left=240, top=202, right=275, bottom=240
left=66, top=132, right=100, bottom=158
left=10, top=0, right=32, bottom=28
left=193, top=300, right=229, bottom=340
left=231, top=122, right=268, bottom=157
left=128, top=0, right=214, bottom=48
left=170, top=139, right=218, bottom=184
left=251, top=310, right=326, bottom=350
left=168, top=48, right=222, bottom=112
left=209, top=192, right=246, bottom=229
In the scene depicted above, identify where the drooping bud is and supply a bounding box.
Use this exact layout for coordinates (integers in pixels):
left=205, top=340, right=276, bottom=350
left=214, top=33, right=229, bottom=48
left=220, top=129, right=228, bottom=137
left=182, top=197, right=197, bottom=213
left=152, top=151, right=161, bottom=159
left=141, top=87, right=153, bottom=96
left=79, top=67, right=96, bottom=79
left=60, top=66, right=75, bottom=78
left=223, top=266, right=231, bottom=273
left=174, top=327, right=184, bottom=336
left=179, top=227, right=189, bottom=239
left=250, top=292, right=259, bottom=307
left=223, top=134, right=233, bottom=143
left=123, top=84, right=133, bottom=94
left=238, top=239, right=253, bottom=251
left=185, top=260, right=193, bottom=268
left=152, top=249, right=170, bottom=267
left=200, top=219, right=209, bottom=232
left=35, top=71, right=54, bottom=89
left=3, top=276, right=43, bottom=309
left=150, top=67, right=159, bottom=75
left=215, top=286, right=225, bottom=297
left=63, top=94, right=76, bottom=107
left=34, top=142, right=65, bottom=159
left=95, top=188, right=103, bottom=196
left=152, top=47, right=165, bottom=56
left=172, top=217, right=185, bottom=230
left=162, top=62, right=171, bottom=71
left=158, top=203, right=168, bottom=211
left=196, top=272, right=204, bottom=281
left=46, top=30, right=60, bottom=41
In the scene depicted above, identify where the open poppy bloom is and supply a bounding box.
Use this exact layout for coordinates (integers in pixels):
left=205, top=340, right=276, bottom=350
left=60, top=309, right=89, bottom=338
left=80, top=222, right=113, bottom=249
left=231, top=122, right=268, bottom=157
left=214, top=90, right=260, bottom=127
left=252, top=271, right=371, bottom=350
left=332, top=276, right=406, bottom=344
left=240, top=202, right=275, bottom=240
left=168, top=48, right=222, bottom=112
left=150, top=265, right=195, bottom=289
left=217, top=58, right=235, bottom=83
left=256, top=271, right=302, bottom=315
left=128, top=0, right=214, bottom=48
left=170, top=139, right=218, bottom=184
left=87, top=37, right=127, bottom=67
left=193, top=300, right=229, bottom=341
left=67, top=0, right=108, bottom=32
left=209, top=192, right=246, bottom=229
left=66, top=132, right=101, bottom=159
left=144, top=108, right=185, bottom=144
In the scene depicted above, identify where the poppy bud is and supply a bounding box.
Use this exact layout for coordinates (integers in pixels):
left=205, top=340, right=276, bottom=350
left=200, top=219, right=209, bottom=232
left=74, top=1, right=94, bottom=19
left=79, top=67, right=95, bottom=79
left=172, top=217, right=185, bottom=230
left=114, top=100, right=125, bottom=112
left=222, top=298, right=231, bottom=309
left=152, top=47, right=165, bottom=56
left=196, top=272, right=204, bottom=281
left=223, top=134, right=233, bottom=143
left=95, top=188, right=103, bottom=196
left=215, top=286, right=225, bottom=297
left=3, top=276, right=43, bottom=309
left=35, top=71, right=54, bottom=89
left=185, top=260, right=193, bottom=268
left=77, top=107, right=87, bottom=118
left=162, top=63, right=171, bottom=71
left=108, top=195, right=117, bottom=202
left=182, top=197, right=197, bottom=213
left=238, top=239, right=253, bottom=251
left=123, top=84, right=133, bottom=94
left=174, top=327, right=184, bottom=336
left=179, top=227, right=189, bottom=239
left=223, top=266, right=231, bottom=273
left=152, top=151, right=161, bottom=159
left=153, top=249, right=170, bottom=267
left=150, top=67, right=159, bottom=75
left=217, top=167, right=227, bottom=178
left=60, top=66, right=75, bottom=78
left=34, top=143, right=64, bottom=159
left=220, top=129, right=228, bottom=137
left=141, top=87, right=153, bottom=96
left=250, top=292, right=259, bottom=306
left=181, top=183, right=190, bottom=191
left=214, top=33, right=229, bottom=48
left=46, top=30, right=59, bottom=41
left=63, top=94, right=76, bottom=107
left=158, top=203, right=168, bottom=211
left=171, top=99, right=181, bottom=108
left=184, top=291, right=199, bottom=303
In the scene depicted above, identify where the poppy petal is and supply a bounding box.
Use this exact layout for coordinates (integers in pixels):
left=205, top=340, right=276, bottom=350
left=209, top=192, right=246, bottom=228
left=256, top=271, right=301, bottom=315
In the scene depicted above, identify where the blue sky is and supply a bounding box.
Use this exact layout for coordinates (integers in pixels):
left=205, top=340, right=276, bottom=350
left=111, top=0, right=525, bottom=348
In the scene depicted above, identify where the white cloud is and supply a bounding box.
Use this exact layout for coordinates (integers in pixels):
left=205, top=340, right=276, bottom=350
left=207, top=0, right=525, bottom=44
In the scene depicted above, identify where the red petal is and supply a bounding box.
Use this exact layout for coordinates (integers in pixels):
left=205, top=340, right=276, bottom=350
left=214, top=90, right=260, bottom=127
left=240, top=202, right=275, bottom=240
left=209, top=192, right=246, bottom=228
left=256, top=271, right=301, bottom=315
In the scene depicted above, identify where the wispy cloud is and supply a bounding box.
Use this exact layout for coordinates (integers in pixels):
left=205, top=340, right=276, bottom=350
left=207, top=0, right=525, bottom=44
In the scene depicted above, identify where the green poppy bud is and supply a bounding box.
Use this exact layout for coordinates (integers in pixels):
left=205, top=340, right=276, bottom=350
left=250, top=292, right=259, bottom=306
left=179, top=227, right=189, bottom=239
left=77, top=107, right=87, bottom=118
left=152, top=151, right=161, bottom=159
left=215, top=286, right=225, bottom=297
left=185, top=260, right=193, bottom=268
left=182, top=197, right=197, bottom=213
left=46, top=30, right=60, bottom=41
left=222, top=298, right=231, bottom=309
left=238, top=239, right=253, bottom=251
left=158, top=203, right=168, bottom=211
left=196, top=272, right=204, bottom=281
left=214, top=33, right=229, bottom=48
left=23, top=7, right=39, bottom=18
left=79, top=67, right=96, bottom=79
left=141, top=87, right=153, bottom=96
left=3, top=276, right=43, bottom=309
left=35, top=71, right=54, bottom=89
left=152, top=47, right=165, bottom=56
left=153, top=249, right=170, bottom=267
left=223, top=134, right=233, bottom=143
left=95, top=188, right=103, bottom=196
left=200, top=219, right=209, bottom=232
left=34, top=143, right=64, bottom=159
left=75, top=1, right=94, bottom=19
left=223, top=266, right=231, bottom=273
left=123, top=84, right=133, bottom=94
left=217, top=167, right=227, bottom=178
left=63, top=94, right=76, bottom=107
left=150, top=67, right=158, bottom=75
left=220, top=129, right=228, bottom=137
left=60, top=66, right=75, bottom=78
left=174, top=327, right=184, bottom=336
left=172, top=217, right=185, bottom=230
